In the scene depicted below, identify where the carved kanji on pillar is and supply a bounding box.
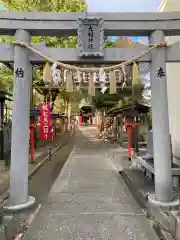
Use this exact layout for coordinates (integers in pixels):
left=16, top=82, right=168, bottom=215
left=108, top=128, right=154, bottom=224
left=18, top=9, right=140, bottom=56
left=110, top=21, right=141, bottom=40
left=77, top=18, right=104, bottom=57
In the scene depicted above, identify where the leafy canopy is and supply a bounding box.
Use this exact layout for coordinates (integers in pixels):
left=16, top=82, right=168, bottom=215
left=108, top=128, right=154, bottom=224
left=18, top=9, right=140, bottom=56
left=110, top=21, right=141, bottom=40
left=0, top=1, right=134, bottom=111
left=0, top=0, right=86, bottom=93
left=1, top=0, right=86, bottom=47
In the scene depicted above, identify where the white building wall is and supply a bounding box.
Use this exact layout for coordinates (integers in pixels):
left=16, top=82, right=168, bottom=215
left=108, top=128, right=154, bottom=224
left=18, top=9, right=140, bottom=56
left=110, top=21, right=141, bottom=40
left=159, top=0, right=180, bottom=165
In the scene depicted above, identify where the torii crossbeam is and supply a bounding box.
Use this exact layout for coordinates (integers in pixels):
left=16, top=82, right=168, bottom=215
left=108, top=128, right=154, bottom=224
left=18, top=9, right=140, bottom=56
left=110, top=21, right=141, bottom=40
left=1, top=11, right=180, bottom=211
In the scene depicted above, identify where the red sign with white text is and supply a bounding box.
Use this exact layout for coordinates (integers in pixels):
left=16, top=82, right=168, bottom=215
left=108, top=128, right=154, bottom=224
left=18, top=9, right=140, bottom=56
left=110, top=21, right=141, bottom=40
left=40, top=103, right=51, bottom=141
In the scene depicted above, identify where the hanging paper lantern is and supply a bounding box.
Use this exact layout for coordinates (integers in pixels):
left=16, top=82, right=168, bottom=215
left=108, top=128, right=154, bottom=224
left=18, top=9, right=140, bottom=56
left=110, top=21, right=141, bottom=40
left=57, top=70, right=62, bottom=85
left=100, top=84, right=107, bottom=94
left=121, top=65, right=127, bottom=89
left=43, top=62, right=52, bottom=85
left=82, top=72, right=86, bottom=82
left=88, top=72, right=95, bottom=96
left=109, top=71, right=117, bottom=94
left=99, top=68, right=107, bottom=93
left=132, top=62, right=142, bottom=105
left=65, top=70, right=73, bottom=92
left=99, top=68, right=105, bottom=82
left=115, top=70, right=122, bottom=83
left=76, top=70, right=81, bottom=91
left=77, top=70, right=81, bottom=82
left=51, top=62, right=58, bottom=85
left=64, top=69, right=68, bottom=82
left=92, top=72, right=97, bottom=84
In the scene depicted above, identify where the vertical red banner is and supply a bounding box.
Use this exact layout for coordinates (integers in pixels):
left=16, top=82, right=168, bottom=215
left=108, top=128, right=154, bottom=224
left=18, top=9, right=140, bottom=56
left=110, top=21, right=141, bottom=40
left=40, top=103, right=51, bottom=141
left=79, top=116, right=82, bottom=126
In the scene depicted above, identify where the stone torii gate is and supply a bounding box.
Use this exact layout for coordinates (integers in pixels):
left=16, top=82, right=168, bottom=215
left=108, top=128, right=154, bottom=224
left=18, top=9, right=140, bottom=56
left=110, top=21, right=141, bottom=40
left=1, top=11, right=180, bottom=210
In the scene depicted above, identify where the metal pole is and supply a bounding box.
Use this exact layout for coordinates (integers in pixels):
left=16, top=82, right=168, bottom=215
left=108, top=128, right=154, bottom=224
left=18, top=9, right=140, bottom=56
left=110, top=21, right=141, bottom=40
left=8, top=29, right=35, bottom=208
left=134, top=117, right=139, bottom=155
left=48, top=147, right=52, bottom=161
left=0, top=100, right=4, bottom=162
left=149, top=30, right=173, bottom=202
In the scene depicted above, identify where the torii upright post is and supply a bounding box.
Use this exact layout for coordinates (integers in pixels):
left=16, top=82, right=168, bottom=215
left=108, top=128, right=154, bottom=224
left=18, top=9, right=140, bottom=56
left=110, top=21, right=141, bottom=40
left=148, top=30, right=175, bottom=206
left=4, top=29, right=35, bottom=211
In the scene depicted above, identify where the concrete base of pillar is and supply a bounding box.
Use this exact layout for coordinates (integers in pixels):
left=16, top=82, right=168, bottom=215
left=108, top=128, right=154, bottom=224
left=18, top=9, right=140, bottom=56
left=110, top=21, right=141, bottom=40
left=3, top=196, right=35, bottom=212
left=148, top=193, right=179, bottom=210
left=173, top=156, right=180, bottom=167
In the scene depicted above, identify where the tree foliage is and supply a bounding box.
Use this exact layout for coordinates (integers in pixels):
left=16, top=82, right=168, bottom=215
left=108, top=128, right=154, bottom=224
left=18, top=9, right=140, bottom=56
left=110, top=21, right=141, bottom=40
left=0, top=36, right=14, bottom=91
left=0, top=64, right=13, bottom=90
left=3, top=0, right=85, bottom=11
left=104, top=39, right=116, bottom=48
left=1, top=0, right=86, bottom=47
left=92, top=87, right=133, bottom=110
left=0, top=1, right=134, bottom=113
left=0, top=0, right=86, bottom=96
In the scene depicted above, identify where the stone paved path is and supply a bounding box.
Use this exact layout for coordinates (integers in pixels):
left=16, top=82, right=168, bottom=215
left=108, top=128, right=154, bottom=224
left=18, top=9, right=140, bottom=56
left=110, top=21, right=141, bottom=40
left=0, top=132, right=66, bottom=200
left=22, top=127, right=159, bottom=240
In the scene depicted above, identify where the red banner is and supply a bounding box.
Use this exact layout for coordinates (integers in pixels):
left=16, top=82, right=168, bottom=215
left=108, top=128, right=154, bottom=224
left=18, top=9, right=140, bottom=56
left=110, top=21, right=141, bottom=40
left=40, top=103, right=51, bottom=141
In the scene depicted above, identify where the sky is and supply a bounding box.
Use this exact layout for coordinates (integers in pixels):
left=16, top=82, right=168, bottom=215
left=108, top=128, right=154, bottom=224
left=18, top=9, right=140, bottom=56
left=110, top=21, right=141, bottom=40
left=0, top=0, right=163, bottom=11
left=0, top=0, right=162, bottom=41
left=86, top=0, right=163, bottom=42
left=86, top=0, right=162, bottom=12
left=0, top=0, right=163, bottom=41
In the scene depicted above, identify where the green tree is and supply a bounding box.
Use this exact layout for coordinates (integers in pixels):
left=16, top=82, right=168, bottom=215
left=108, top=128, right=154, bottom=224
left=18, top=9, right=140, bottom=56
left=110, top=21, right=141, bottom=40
left=0, top=0, right=121, bottom=110
left=0, top=0, right=86, bottom=96
left=0, top=64, right=13, bottom=91
left=0, top=36, right=14, bottom=91
left=92, top=39, right=143, bottom=111
left=104, top=39, right=116, bottom=48
left=1, top=0, right=86, bottom=47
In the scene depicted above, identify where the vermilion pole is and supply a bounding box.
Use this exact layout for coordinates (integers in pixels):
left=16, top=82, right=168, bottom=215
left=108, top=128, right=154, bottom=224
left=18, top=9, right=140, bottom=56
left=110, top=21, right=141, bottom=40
left=126, top=123, right=133, bottom=161
left=52, top=122, right=55, bottom=142
left=30, top=125, right=35, bottom=162
left=79, top=116, right=82, bottom=126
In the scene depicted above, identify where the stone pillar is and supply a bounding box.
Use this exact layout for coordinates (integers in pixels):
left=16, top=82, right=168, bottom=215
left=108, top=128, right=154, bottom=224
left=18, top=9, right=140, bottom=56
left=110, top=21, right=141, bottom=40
left=4, top=30, right=35, bottom=211
left=166, top=36, right=180, bottom=166
left=149, top=30, right=173, bottom=202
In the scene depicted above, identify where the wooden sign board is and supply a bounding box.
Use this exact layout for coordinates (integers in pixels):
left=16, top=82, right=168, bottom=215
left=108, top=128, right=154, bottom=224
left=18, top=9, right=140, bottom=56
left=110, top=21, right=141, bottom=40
left=77, top=17, right=104, bottom=58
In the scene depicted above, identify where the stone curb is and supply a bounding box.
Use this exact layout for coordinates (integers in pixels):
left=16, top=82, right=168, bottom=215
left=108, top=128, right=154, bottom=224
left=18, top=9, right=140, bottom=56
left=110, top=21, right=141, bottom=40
left=119, top=169, right=176, bottom=240
left=28, top=131, right=74, bottom=178
left=28, top=133, right=67, bottom=179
